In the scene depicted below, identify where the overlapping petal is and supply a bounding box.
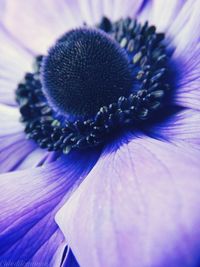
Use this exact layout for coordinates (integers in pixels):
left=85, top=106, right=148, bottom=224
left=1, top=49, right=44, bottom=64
left=56, top=136, right=200, bottom=267
left=0, top=105, right=23, bottom=135
left=111, top=0, right=144, bottom=21
left=139, top=0, right=185, bottom=32
left=167, top=0, right=200, bottom=110
left=1, top=0, right=82, bottom=54
left=0, top=0, right=146, bottom=54
left=0, top=29, right=32, bottom=105
left=0, top=149, right=100, bottom=266
left=62, top=248, right=80, bottom=267
left=0, top=134, right=37, bottom=173
left=169, top=0, right=199, bottom=57
left=0, top=104, right=47, bottom=172
left=143, top=109, right=200, bottom=148
left=174, top=44, right=200, bottom=110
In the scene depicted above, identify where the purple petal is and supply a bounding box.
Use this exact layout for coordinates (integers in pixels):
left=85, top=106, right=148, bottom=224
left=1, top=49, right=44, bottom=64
left=89, top=0, right=103, bottom=24
left=76, top=0, right=142, bottom=25
left=0, top=133, right=37, bottom=173
left=62, top=248, right=80, bottom=267
left=0, top=104, right=54, bottom=172
left=0, top=105, right=23, bottom=136
left=0, top=28, right=32, bottom=105
left=15, top=149, right=50, bottom=170
left=1, top=0, right=83, bottom=54
left=56, top=136, right=200, bottom=267
left=173, top=45, right=200, bottom=110
left=111, top=0, right=144, bottom=21
left=139, top=0, right=185, bottom=32
left=0, top=134, right=57, bottom=173
left=169, top=0, right=200, bottom=58
left=0, top=149, right=99, bottom=266
left=143, top=109, right=200, bottom=148
left=76, top=0, right=96, bottom=25
left=169, top=0, right=200, bottom=110
left=1, top=0, right=147, bottom=54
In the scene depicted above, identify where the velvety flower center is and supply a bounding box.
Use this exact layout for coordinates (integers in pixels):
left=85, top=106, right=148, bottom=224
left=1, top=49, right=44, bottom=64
left=41, top=28, right=133, bottom=117
left=16, top=17, right=171, bottom=152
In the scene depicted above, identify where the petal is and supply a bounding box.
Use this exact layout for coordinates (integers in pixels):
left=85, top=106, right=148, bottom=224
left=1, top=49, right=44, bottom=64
left=138, top=0, right=185, bottom=32
left=0, top=104, right=23, bottom=136
left=112, top=0, right=145, bottom=21
left=77, top=0, right=95, bottom=25
left=1, top=0, right=147, bottom=54
left=169, top=0, right=200, bottom=109
left=0, top=149, right=100, bottom=266
left=90, top=0, right=103, bottom=24
left=0, top=29, right=32, bottom=105
left=80, top=0, right=143, bottom=24
left=16, top=149, right=49, bottom=169
left=143, top=109, right=200, bottom=148
left=56, top=136, right=200, bottom=267
left=150, top=0, right=185, bottom=32
left=173, top=45, right=200, bottom=110
left=0, top=104, right=49, bottom=172
left=1, top=0, right=83, bottom=54
left=0, top=133, right=36, bottom=173
left=62, top=248, right=80, bottom=267
left=169, top=0, right=200, bottom=57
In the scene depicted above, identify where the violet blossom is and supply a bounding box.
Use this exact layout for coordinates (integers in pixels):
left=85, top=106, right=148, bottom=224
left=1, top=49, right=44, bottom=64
left=0, top=0, right=200, bottom=267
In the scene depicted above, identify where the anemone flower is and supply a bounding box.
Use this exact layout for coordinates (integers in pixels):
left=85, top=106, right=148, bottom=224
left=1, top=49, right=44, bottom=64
left=0, top=0, right=200, bottom=266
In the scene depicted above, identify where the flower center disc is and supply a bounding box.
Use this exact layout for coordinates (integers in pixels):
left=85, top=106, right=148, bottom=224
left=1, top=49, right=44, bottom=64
left=41, top=28, right=133, bottom=117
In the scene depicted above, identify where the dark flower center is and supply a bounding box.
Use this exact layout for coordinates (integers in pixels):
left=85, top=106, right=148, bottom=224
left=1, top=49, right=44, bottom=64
left=16, top=17, right=171, bottom=152
left=42, top=28, right=133, bottom=117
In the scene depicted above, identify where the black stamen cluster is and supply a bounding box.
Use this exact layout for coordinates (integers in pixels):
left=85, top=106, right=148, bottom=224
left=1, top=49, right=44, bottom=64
left=16, top=18, right=170, bottom=152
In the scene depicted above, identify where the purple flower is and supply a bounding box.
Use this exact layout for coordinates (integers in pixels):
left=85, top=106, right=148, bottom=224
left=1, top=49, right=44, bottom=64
left=0, top=0, right=200, bottom=267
